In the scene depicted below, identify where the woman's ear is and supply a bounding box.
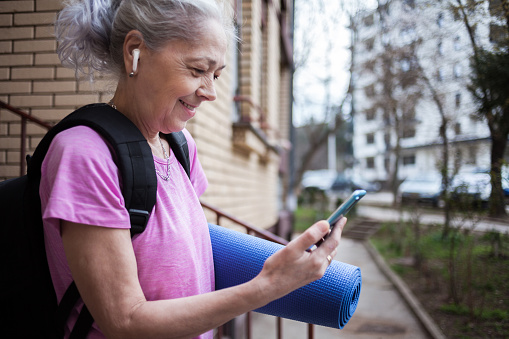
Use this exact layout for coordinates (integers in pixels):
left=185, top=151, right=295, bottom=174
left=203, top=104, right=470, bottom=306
left=123, top=30, right=144, bottom=77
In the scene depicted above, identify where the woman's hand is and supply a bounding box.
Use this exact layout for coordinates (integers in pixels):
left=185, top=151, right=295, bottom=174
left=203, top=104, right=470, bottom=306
left=253, top=217, right=347, bottom=302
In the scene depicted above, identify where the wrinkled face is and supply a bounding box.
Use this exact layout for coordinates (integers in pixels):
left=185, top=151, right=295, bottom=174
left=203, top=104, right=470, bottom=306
left=135, top=19, right=228, bottom=133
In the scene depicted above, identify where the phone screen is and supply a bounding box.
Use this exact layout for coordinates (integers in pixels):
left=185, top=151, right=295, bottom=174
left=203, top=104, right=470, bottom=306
left=327, top=189, right=366, bottom=227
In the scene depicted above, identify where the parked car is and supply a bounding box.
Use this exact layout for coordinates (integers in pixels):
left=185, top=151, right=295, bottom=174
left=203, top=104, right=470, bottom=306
left=351, top=177, right=381, bottom=192
left=397, top=174, right=443, bottom=207
left=450, top=169, right=509, bottom=206
left=301, top=169, right=337, bottom=191
left=329, top=174, right=353, bottom=193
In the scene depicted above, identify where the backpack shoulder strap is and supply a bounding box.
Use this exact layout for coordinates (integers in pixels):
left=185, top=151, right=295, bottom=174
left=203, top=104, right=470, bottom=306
left=164, top=131, right=191, bottom=179
left=29, top=103, right=157, bottom=235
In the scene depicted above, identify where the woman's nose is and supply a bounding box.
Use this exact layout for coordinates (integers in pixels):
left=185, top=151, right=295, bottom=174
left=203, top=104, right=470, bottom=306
left=197, top=78, right=217, bottom=101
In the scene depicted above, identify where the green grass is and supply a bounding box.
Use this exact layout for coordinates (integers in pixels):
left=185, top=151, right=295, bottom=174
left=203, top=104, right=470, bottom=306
left=370, top=221, right=509, bottom=338
left=293, top=206, right=331, bottom=233
left=440, top=304, right=508, bottom=321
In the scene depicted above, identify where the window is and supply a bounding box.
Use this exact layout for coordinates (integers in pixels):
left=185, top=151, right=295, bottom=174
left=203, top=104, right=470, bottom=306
left=365, top=108, right=376, bottom=121
left=364, top=84, right=375, bottom=97
left=455, top=93, right=461, bottom=108
left=402, top=127, right=416, bottom=139
left=366, top=157, right=375, bottom=169
left=384, top=133, right=391, bottom=150
left=363, top=14, right=374, bottom=27
left=384, top=157, right=391, bottom=172
left=401, top=59, right=411, bottom=72
left=437, top=12, right=444, bottom=27
left=436, top=68, right=444, bottom=82
left=454, top=122, right=461, bottom=135
left=403, top=155, right=416, bottom=165
left=366, top=133, right=375, bottom=144
left=454, top=36, right=461, bottom=50
left=364, top=37, right=375, bottom=51
left=403, top=0, right=415, bottom=9
left=453, top=63, right=462, bottom=78
left=438, top=41, right=444, bottom=56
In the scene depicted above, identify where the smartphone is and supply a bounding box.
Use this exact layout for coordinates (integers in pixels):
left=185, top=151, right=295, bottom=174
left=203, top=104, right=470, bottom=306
left=311, top=190, right=366, bottom=250
left=327, top=189, right=367, bottom=226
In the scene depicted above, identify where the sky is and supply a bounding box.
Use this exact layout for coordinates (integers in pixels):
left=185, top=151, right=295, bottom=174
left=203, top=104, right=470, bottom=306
left=292, top=0, right=378, bottom=127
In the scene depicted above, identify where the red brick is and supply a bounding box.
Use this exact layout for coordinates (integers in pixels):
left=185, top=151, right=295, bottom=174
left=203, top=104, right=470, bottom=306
left=14, top=39, right=56, bottom=53
left=55, top=94, right=99, bottom=107
left=0, top=164, right=20, bottom=178
left=10, top=94, right=53, bottom=108
left=14, top=12, right=56, bottom=26
left=56, top=66, right=76, bottom=79
left=11, top=67, right=54, bottom=80
left=35, top=52, right=61, bottom=66
left=0, top=41, right=12, bottom=53
left=0, top=54, right=33, bottom=67
left=36, top=0, right=63, bottom=11
left=0, top=27, right=34, bottom=41
left=0, top=81, right=31, bottom=94
left=6, top=150, right=21, bottom=164
left=31, top=108, right=69, bottom=121
left=33, top=80, right=76, bottom=93
left=35, top=25, right=55, bottom=39
left=0, top=68, right=10, bottom=80
left=0, top=1, right=34, bottom=13
left=0, top=14, right=13, bottom=26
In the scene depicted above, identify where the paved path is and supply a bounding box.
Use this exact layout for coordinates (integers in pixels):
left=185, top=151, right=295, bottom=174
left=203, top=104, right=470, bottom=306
left=358, top=192, right=509, bottom=234
left=251, top=238, right=430, bottom=339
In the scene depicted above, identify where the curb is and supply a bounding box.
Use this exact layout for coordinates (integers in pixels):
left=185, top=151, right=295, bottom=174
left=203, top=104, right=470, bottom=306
left=362, top=240, right=447, bottom=339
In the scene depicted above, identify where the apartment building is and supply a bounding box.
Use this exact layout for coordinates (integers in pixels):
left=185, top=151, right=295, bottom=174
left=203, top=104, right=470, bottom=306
left=351, top=0, right=493, bottom=187
left=0, top=0, right=294, bottom=230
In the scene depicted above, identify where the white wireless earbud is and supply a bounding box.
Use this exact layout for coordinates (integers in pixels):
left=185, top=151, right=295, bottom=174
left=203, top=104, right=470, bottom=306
left=130, top=49, right=140, bottom=77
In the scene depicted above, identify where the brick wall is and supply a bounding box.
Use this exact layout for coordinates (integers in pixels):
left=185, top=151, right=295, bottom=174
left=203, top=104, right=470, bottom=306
left=0, top=0, right=292, bottom=230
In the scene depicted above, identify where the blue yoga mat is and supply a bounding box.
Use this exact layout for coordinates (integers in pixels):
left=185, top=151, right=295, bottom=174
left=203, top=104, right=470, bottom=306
left=208, top=224, right=361, bottom=329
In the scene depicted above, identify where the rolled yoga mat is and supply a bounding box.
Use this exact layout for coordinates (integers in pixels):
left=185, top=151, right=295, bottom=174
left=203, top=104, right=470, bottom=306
left=208, top=223, right=362, bottom=329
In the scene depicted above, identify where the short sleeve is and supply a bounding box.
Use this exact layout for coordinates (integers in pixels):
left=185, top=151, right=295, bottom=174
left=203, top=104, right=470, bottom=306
left=40, top=126, right=131, bottom=230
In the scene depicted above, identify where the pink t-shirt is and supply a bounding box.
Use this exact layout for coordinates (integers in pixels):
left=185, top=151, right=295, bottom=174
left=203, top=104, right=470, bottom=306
left=40, top=125, right=213, bottom=339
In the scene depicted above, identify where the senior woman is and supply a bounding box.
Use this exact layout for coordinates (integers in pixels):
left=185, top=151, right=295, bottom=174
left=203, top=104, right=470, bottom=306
left=43, top=0, right=347, bottom=338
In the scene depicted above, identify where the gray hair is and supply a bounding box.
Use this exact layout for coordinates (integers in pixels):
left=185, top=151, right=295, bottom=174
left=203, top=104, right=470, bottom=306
left=55, top=0, right=236, bottom=79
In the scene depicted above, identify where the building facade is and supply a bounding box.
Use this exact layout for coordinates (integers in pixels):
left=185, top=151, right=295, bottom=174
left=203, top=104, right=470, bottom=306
left=352, top=0, right=495, bottom=187
left=0, top=0, right=294, bottom=230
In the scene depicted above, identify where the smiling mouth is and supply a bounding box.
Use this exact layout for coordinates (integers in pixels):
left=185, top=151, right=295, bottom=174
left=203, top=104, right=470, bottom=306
left=179, top=99, right=196, bottom=111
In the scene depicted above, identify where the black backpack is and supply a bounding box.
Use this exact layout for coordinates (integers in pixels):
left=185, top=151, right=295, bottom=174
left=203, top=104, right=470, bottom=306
left=0, top=103, right=191, bottom=338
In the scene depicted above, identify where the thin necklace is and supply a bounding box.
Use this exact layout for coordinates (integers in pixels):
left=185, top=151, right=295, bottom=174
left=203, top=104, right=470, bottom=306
left=108, top=100, right=170, bottom=181
left=108, top=100, right=117, bottom=110
left=156, top=134, right=171, bottom=181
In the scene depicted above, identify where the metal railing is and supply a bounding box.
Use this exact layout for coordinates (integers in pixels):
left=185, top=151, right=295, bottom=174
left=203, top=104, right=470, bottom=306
left=1, top=100, right=315, bottom=339
left=0, top=100, right=53, bottom=176
left=201, top=201, right=316, bottom=339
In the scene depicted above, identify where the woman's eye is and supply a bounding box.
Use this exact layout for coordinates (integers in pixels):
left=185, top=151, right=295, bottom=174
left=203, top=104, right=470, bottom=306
left=213, top=74, right=219, bottom=80
left=194, top=68, right=206, bottom=75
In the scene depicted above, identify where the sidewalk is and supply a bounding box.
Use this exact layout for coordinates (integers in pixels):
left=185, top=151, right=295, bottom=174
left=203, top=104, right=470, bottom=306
left=358, top=191, right=509, bottom=233
left=251, top=238, right=432, bottom=339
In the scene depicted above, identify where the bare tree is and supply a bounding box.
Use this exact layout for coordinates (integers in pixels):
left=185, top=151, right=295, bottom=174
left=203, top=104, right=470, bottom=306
left=357, top=0, right=426, bottom=204
left=291, top=0, right=370, bottom=192
left=450, top=0, right=509, bottom=217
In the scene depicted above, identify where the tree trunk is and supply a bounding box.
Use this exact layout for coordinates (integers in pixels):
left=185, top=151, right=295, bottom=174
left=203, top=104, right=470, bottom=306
left=489, top=131, right=508, bottom=217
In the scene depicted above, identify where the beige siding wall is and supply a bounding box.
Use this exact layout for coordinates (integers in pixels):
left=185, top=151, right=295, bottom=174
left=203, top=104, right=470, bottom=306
left=0, top=0, right=291, bottom=230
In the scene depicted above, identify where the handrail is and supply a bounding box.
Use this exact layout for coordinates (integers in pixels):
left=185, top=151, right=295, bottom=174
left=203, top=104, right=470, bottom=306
left=201, top=200, right=289, bottom=245
left=200, top=201, right=315, bottom=339
left=0, top=101, right=53, bottom=129
left=0, top=100, right=53, bottom=176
